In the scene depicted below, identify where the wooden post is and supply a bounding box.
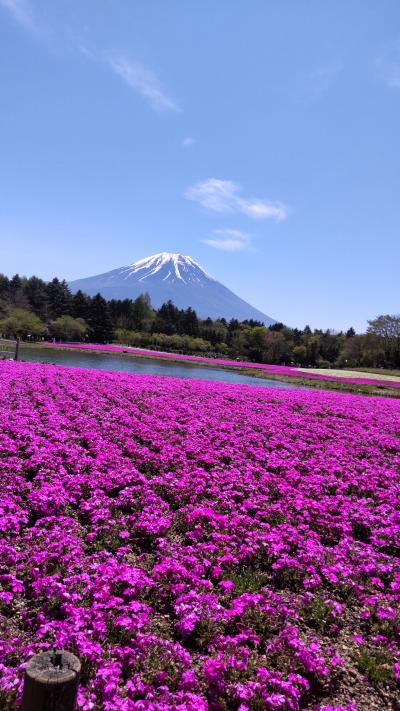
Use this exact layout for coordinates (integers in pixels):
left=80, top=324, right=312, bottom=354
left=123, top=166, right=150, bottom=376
left=15, top=337, right=20, bottom=361
left=21, top=650, right=80, bottom=711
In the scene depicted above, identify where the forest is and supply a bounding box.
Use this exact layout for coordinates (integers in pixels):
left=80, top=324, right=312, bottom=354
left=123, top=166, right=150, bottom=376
left=0, top=273, right=399, bottom=368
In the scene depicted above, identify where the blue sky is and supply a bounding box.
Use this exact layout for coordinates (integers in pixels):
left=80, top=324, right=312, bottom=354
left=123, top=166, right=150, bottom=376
left=1, top=0, right=399, bottom=331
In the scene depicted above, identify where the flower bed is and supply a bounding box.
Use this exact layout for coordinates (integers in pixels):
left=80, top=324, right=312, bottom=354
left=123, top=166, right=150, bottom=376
left=1, top=360, right=400, bottom=709
left=43, top=342, right=400, bottom=389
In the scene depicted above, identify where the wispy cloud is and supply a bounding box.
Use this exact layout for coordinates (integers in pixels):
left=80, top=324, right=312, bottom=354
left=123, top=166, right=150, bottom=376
left=0, top=7, right=181, bottom=112
left=185, top=178, right=288, bottom=221
left=0, top=0, right=34, bottom=30
left=105, top=54, right=180, bottom=111
left=375, top=41, right=400, bottom=88
left=203, top=228, right=253, bottom=252
left=182, top=136, right=195, bottom=148
left=305, top=63, right=342, bottom=97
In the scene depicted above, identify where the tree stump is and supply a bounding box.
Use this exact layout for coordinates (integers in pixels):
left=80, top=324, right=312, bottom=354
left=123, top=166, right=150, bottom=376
left=21, top=650, right=80, bottom=711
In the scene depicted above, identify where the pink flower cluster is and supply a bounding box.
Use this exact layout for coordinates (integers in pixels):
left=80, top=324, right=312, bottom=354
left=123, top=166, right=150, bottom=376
left=44, top=342, right=400, bottom=389
left=0, top=360, right=400, bottom=710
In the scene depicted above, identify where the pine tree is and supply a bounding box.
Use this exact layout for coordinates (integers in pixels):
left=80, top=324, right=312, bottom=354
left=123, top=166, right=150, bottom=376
left=24, top=276, right=50, bottom=320
left=132, top=293, right=154, bottom=330
left=88, top=293, right=114, bottom=343
left=46, top=278, right=72, bottom=319
left=154, top=301, right=179, bottom=335
left=71, top=290, right=91, bottom=321
left=9, top=274, right=22, bottom=295
left=182, top=307, right=199, bottom=337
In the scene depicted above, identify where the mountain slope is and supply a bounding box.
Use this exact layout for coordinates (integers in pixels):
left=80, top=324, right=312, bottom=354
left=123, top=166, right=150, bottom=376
left=69, top=252, right=277, bottom=324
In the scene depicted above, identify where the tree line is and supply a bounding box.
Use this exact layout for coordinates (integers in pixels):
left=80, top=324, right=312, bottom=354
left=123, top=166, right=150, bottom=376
left=0, top=273, right=399, bottom=368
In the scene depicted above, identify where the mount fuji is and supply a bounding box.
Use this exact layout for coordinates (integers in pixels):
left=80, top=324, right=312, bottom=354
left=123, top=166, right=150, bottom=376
left=69, top=252, right=277, bottom=325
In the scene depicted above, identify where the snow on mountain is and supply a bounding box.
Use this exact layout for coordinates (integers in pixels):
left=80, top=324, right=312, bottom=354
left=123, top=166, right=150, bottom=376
left=69, top=252, right=277, bottom=324
left=118, top=253, right=215, bottom=284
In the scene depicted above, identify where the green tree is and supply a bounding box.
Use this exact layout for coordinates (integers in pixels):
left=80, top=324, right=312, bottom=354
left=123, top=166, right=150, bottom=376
left=0, top=308, right=45, bottom=339
left=71, top=290, right=91, bottom=321
left=9, top=274, right=22, bottom=296
left=154, top=301, right=180, bottom=335
left=132, top=293, right=154, bottom=330
left=23, top=275, right=50, bottom=320
left=293, top=344, right=308, bottom=365
left=305, top=335, right=320, bottom=366
left=46, top=278, right=72, bottom=319
left=49, top=315, right=88, bottom=342
left=264, top=330, right=289, bottom=363
left=88, top=293, right=114, bottom=343
left=367, top=314, right=400, bottom=366
left=245, top=326, right=268, bottom=361
left=181, top=307, right=199, bottom=337
left=0, top=274, right=10, bottom=301
left=8, top=274, right=30, bottom=309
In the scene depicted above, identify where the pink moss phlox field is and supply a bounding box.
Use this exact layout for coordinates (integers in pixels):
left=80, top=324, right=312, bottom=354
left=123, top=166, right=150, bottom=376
left=44, top=342, right=400, bottom=389
left=1, top=361, right=400, bottom=710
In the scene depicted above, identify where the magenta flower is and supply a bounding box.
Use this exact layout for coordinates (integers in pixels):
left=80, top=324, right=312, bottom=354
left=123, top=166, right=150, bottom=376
left=0, top=359, right=399, bottom=709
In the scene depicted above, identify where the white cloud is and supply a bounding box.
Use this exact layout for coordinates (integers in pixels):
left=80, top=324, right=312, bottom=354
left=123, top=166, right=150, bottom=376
left=305, top=63, right=342, bottom=96
left=375, top=41, right=400, bottom=88
left=379, top=63, right=400, bottom=87
left=237, top=197, right=287, bottom=220
left=0, top=0, right=34, bottom=30
left=203, top=228, right=253, bottom=252
left=79, top=45, right=96, bottom=60
left=182, top=136, right=195, bottom=148
left=0, top=8, right=181, bottom=113
left=105, top=54, right=180, bottom=112
left=186, top=179, right=238, bottom=213
left=185, top=178, right=288, bottom=221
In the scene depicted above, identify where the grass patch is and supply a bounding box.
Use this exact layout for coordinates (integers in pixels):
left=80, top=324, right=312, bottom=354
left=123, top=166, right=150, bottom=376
left=353, top=648, right=394, bottom=685
left=229, top=568, right=268, bottom=594
left=300, top=596, right=332, bottom=632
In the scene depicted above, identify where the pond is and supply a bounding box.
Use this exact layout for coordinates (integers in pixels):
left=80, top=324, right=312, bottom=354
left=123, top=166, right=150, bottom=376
left=19, top=345, right=302, bottom=390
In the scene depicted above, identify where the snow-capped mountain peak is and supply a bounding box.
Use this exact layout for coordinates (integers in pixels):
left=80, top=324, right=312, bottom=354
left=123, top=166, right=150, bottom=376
left=69, top=252, right=277, bottom=324
left=120, top=252, right=215, bottom=285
